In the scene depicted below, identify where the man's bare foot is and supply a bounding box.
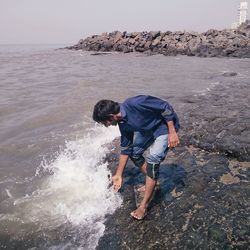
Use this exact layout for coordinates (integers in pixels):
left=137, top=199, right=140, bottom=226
left=137, top=182, right=160, bottom=192
left=137, top=185, right=146, bottom=192
left=130, top=205, right=147, bottom=220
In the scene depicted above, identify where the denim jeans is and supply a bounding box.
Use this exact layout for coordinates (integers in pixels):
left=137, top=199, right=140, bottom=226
left=131, top=132, right=169, bottom=165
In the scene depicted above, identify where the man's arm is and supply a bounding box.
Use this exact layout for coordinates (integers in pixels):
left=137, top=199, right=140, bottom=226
left=138, top=96, right=180, bottom=133
left=112, top=127, right=133, bottom=192
left=112, top=154, right=129, bottom=192
left=167, top=120, right=180, bottom=148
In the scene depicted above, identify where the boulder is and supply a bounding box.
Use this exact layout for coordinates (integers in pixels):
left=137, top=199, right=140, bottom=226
left=66, top=22, right=250, bottom=58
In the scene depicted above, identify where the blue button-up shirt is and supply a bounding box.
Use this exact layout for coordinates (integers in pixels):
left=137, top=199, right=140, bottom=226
left=118, top=95, right=180, bottom=155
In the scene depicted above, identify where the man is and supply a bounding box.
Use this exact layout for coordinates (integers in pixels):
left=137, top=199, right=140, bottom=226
left=93, top=95, right=180, bottom=220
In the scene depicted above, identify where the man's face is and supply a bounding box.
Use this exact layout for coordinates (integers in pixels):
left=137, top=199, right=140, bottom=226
left=101, top=117, right=118, bottom=127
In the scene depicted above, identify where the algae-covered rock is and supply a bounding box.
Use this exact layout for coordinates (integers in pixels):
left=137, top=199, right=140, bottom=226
left=96, top=79, right=250, bottom=249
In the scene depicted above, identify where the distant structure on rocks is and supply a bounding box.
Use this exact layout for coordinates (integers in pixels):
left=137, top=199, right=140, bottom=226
left=239, top=0, right=248, bottom=24
left=232, top=0, right=248, bottom=29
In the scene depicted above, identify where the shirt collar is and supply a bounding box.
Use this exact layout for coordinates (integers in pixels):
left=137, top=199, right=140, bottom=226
left=119, top=103, right=127, bottom=122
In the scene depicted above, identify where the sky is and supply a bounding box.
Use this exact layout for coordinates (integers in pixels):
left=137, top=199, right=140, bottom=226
left=0, top=0, right=248, bottom=45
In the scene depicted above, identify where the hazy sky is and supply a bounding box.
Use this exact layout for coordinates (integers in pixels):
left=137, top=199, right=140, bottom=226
left=0, top=0, right=247, bottom=44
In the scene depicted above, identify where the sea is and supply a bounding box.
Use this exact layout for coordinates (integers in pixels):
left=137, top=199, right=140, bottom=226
left=0, top=44, right=249, bottom=250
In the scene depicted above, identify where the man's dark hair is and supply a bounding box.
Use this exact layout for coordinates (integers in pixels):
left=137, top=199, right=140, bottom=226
left=93, top=100, right=120, bottom=123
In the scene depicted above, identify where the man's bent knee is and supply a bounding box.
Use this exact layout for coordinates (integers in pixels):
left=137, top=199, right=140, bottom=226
left=130, top=155, right=145, bottom=168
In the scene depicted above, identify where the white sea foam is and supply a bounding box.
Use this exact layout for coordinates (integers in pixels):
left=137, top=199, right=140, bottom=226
left=7, top=125, right=122, bottom=249
left=194, top=81, right=220, bottom=96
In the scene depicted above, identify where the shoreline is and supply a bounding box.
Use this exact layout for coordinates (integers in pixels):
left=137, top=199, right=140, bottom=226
left=97, top=79, right=250, bottom=249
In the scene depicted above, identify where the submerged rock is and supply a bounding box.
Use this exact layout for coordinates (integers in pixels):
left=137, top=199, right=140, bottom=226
left=222, top=72, right=238, bottom=77
left=90, top=52, right=112, bottom=56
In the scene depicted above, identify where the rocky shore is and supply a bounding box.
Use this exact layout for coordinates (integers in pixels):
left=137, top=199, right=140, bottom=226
left=97, top=79, right=250, bottom=249
left=67, top=21, right=250, bottom=58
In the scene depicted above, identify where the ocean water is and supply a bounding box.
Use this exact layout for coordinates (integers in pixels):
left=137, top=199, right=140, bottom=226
left=0, top=44, right=249, bottom=249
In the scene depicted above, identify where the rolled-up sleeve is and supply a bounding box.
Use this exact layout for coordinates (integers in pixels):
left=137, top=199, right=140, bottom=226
left=160, top=104, right=175, bottom=122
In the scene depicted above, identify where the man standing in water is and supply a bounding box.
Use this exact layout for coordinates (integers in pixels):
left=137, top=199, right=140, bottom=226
left=92, top=95, right=180, bottom=220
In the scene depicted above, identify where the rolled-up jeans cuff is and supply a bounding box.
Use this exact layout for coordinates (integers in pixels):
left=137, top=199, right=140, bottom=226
left=130, top=155, right=145, bottom=168
left=146, top=162, right=160, bottom=180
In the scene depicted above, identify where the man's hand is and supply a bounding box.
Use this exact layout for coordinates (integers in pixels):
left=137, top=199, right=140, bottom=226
left=168, top=132, right=180, bottom=148
left=112, top=175, right=122, bottom=192
left=167, top=120, right=180, bottom=148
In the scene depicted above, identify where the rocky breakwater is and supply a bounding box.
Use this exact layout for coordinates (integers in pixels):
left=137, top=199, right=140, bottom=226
left=67, top=21, right=250, bottom=58
left=97, top=77, right=250, bottom=249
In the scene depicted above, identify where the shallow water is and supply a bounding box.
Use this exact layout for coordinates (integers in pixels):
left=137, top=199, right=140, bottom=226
left=0, top=44, right=249, bottom=249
